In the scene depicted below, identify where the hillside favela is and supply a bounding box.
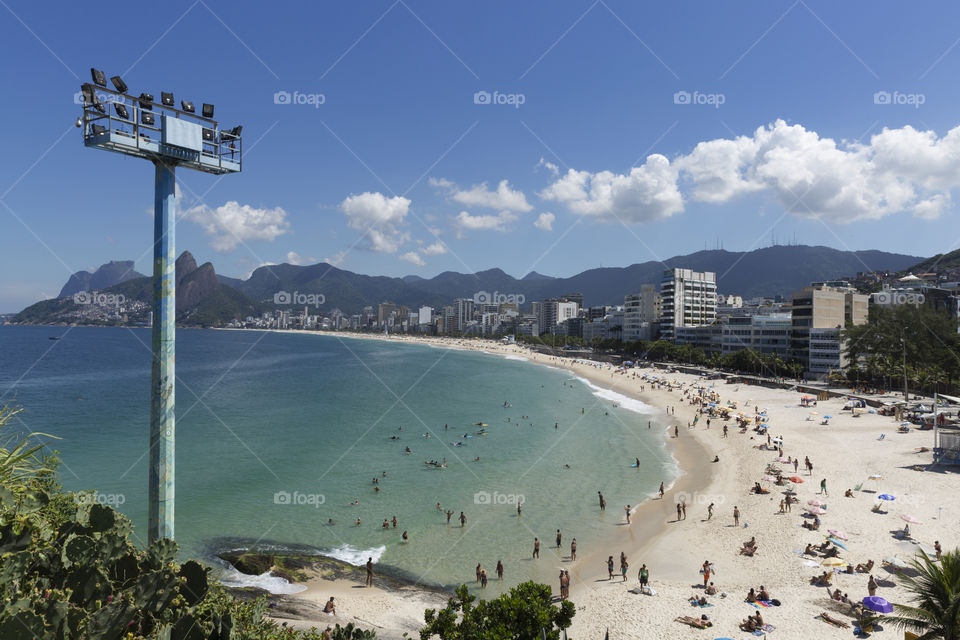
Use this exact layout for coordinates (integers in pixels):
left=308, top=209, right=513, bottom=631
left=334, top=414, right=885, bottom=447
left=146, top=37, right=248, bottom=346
left=3, top=4, right=960, bottom=640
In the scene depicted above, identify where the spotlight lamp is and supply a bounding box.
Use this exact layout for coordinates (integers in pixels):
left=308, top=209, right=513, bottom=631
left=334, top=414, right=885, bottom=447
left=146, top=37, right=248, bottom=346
left=90, top=68, right=107, bottom=87
left=139, top=93, right=154, bottom=110
left=161, top=92, right=174, bottom=107
left=181, top=100, right=195, bottom=113
left=114, top=103, right=130, bottom=120
left=110, top=75, right=128, bottom=93
left=201, top=103, right=214, bottom=118
left=141, top=111, right=155, bottom=126
left=80, top=83, right=96, bottom=105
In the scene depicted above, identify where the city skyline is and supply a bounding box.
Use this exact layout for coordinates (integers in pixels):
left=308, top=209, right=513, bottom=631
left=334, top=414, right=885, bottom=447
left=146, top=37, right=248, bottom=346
left=4, top=2, right=960, bottom=311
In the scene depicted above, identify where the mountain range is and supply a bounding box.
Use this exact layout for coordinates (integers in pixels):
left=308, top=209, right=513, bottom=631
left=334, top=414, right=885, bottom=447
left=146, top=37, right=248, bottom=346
left=13, top=245, right=926, bottom=326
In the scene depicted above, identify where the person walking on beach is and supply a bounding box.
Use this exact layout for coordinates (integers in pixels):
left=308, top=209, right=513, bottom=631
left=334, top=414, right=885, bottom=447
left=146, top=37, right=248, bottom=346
left=365, top=557, right=374, bottom=587
left=701, top=560, right=711, bottom=588
left=707, top=502, right=714, bottom=520
left=459, top=512, right=466, bottom=527
left=639, top=564, right=649, bottom=588
left=533, top=537, right=540, bottom=558
left=598, top=491, right=606, bottom=510
left=571, top=538, right=577, bottom=561
left=659, top=482, right=665, bottom=498
left=722, top=424, right=728, bottom=437
left=733, top=506, right=740, bottom=526
left=480, top=569, right=487, bottom=588
left=868, top=574, right=878, bottom=596
left=620, top=555, right=629, bottom=582
left=681, top=500, right=687, bottom=520
left=496, top=560, right=504, bottom=580
left=805, top=456, right=813, bottom=475
left=607, top=556, right=615, bottom=580
left=676, top=502, right=682, bottom=521
left=625, top=505, right=632, bottom=524
left=674, top=425, right=679, bottom=438
left=820, top=478, right=828, bottom=496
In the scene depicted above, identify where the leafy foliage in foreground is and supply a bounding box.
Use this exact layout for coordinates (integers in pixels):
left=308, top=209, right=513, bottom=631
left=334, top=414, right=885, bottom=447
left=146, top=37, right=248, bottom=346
left=879, top=550, right=960, bottom=640
left=0, top=405, right=361, bottom=639
left=421, top=582, right=575, bottom=640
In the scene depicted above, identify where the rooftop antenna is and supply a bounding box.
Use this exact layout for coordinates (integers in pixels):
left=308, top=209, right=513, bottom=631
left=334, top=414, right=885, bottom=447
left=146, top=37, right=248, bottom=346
left=78, top=68, right=242, bottom=544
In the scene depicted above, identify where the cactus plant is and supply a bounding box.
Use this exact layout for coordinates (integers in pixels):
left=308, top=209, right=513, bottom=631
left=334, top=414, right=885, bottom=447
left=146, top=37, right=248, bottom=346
left=178, top=560, right=208, bottom=606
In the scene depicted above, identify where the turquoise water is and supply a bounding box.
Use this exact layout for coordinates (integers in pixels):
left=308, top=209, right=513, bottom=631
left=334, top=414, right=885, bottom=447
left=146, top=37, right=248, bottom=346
left=0, top=325, right=674, bottom=591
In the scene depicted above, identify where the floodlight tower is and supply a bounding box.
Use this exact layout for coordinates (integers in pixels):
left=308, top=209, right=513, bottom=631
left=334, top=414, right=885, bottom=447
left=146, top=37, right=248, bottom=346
left=78, top=68, right=242, bottom=543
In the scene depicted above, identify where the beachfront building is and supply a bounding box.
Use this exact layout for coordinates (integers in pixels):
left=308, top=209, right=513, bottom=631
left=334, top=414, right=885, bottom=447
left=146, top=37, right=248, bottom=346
left=659, top=268, right=717, bottom=341
left=791, top=283, right=869, bottom=378
left=454, top=298, right=475, bottom=332
left=721, top=313, right=792, bottom=356
left=623, top=284, right=660, bottom=342
left=533, top=298, right=579, bottom=335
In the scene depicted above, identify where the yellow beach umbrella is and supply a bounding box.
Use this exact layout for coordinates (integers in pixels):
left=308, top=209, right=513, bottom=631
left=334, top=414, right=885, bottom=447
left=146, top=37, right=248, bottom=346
left=822, top=558, right=847, bottom=567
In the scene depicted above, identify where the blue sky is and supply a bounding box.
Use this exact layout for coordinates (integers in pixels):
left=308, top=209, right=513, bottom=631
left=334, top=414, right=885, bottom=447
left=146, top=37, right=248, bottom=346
left=3, top=0, right=960, bottom=311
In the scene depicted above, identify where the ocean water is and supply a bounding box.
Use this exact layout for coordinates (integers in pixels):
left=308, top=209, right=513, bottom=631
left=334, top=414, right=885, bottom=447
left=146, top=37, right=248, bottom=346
left=0, top=325, right=675, bottom=591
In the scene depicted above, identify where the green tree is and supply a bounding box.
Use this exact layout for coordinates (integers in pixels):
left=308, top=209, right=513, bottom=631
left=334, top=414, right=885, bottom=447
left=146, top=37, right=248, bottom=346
left=421, top=582, right=574, bottom=640
left=879, top=550, right=960, bottom=640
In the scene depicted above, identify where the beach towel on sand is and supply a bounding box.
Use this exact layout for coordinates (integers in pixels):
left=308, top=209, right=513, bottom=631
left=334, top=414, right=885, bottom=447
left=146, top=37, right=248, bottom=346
left=750, top=600, right=773, bottom=608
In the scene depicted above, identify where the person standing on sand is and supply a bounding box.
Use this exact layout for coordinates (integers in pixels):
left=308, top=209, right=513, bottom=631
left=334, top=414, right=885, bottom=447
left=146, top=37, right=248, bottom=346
left=681, top=500, right=687, bottom=520
left=701, top=560, right=711, bottom=587
left=365, top=557, right=374, bottom=587
left=533, top=537, right=540, bottom=558
left=707, top=502, right=714, bottom=520
left=639, top=564, right=649, bottom=587
left=722, top=424, right=728, bottom=437
left=674, top=425, right=679, bottom=438
left=571, top=538, right=577, bottom=561
left=625, top=505, right=632, bottom=524
left=659, top=482, right=665, bottom=498
left=607, top=556, right=615, bottom=580
left=868, top=574, right=878, bottom=596
left=556, top=529, right=562, bottom=548
left=676, top=501, right=682, bottom=521
left=820, top=478, right=828, bottom=495
left=733, top=506, right=740, bottom=526
left=598, top=491, right=606, bottom=510
left=496, top=560, right=503, bottom=580
left=794, top=459, right=799, bottom=473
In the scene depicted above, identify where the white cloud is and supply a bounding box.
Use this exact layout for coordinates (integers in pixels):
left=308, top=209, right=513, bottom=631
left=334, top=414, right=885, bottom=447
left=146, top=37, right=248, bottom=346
left=183, top=201, right=290, bottom=252
left=323, top=251, right=347, bottom=267
left=539, top=155, right=683, bottom=223
left=540, top=120, right=960, bottom=224
left=454, top=210, right=517, bottom=237
left=434, top=178, right=533, bottom=212
left=536, top=157, right=560, bottom=177
left=422, top=241, right=449, bottom=256
left=340, top=192, right=411, bottom=253
left=399, top=251, right=425, bottom=266
left=534, top=212, right=555, bottom=231
left=285, top=251, right=303, bottom=265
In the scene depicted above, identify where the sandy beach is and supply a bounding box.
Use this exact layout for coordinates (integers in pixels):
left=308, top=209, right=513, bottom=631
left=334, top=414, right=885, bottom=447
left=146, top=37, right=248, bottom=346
left=248, top=331, right=956, bottom=639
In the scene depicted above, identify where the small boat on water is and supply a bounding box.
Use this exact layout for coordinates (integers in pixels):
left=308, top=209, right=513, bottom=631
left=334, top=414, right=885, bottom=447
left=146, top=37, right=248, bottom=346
left=48, top=336, right=61, bottom=340
left=473, top=422, right=488, bottom=426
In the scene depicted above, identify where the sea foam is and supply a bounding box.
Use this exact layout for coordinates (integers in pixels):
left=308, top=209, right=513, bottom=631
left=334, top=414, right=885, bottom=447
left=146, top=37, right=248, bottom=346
left=575, top=377, right=655, bottom=415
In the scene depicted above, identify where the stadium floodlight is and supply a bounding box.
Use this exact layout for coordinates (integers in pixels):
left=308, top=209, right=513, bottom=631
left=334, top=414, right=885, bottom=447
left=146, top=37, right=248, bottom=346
left=78, top=68, right=242, bottom=545
left=91, top=68, right=107, bottom=87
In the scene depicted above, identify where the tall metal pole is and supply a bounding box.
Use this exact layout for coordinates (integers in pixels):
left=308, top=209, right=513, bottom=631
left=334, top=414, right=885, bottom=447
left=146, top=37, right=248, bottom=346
left=901, top=327, right=909, bottom=401
left=149, top=160, right=176, bottom=543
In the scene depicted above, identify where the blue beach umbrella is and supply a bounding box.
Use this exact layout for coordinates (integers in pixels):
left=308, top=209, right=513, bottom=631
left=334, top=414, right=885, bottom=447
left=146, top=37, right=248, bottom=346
left=827, top=537, right=848, bottom=550
left=878, top=494, right=896, bottom=501
left=862, top=596, right=893, bottom=613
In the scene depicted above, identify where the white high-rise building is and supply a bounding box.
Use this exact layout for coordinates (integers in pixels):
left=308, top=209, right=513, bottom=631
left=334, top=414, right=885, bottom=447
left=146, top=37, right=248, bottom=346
left=623, top=284, right=659, bottom=342
left=659, top=268, right=717, bottom=341
left=418, top=306, right=433, bottom=325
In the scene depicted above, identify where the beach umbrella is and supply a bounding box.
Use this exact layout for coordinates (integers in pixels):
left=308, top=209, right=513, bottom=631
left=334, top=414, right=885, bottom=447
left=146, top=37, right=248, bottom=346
left=762, top=475, right=777, bottom=482
left=868, top=474, right=883, bottom=480
left=789, top=476, right=804, bottom=483
left=862, top=596, right=893, bottom=613
left=901, top=514, right=922, bottom=524
left=808, top=499, right=826, bottom=507
left=778, top=456, right=791, bottom=463
left=878, top=494, right=896, bottom=501
left=822, top=558, right=847, bottom=567
left=827, top=537, right=848, bottom=550
left=883, top=556, right=909, bottom=569
left=806, top=506, right=826, bottom=515
left=823, top=415, right=833, bottom=419
left=827, top=529, right=848, bottom=540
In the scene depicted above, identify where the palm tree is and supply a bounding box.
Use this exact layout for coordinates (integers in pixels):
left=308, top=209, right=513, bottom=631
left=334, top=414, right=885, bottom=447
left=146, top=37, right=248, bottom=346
left=879, top=550, right=960, bottom=640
